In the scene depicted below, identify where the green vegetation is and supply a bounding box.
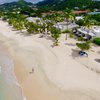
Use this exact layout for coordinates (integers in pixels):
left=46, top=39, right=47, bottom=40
left=13, top=20, right=25, bottom=31
left=0, top=0, right=40, bottom=17
left=89, top=14, right=100, bottom=25
left=83, top=16, right=94, bottom=29
left=25, top=22, right=39, bottom=34
left=77, top=36, right=84, bottom=41
left=76, top=42, right=90, bottom=51
left=0, top=0, right=99, bottom=51
left=75, top=19, right=84, bottom=27
left=69, top=33, right=74, bottom=38
left=93, top=38, right=100, bottom=46
left=51, top=27, right=61, bottom=46
left=64, top=9, right=74, bottom=40
left=37, top=0, right=100, bottom=11
left=89, top=14, right=100, bottom=22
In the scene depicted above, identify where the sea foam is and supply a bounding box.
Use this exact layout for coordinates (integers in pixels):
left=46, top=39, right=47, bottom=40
left=0, top=50, right=25, bottom=100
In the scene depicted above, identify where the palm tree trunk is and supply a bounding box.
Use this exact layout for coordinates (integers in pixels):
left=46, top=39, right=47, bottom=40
left=66, top=20, right=69, bottom=40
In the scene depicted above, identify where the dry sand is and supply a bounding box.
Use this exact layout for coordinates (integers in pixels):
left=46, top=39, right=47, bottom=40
left=0, top=20, right=100, bottom=100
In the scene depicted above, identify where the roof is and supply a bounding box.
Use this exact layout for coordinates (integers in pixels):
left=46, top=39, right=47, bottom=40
left=88, top=12, right=100, bottom=15
left=73, top=10, right=90, bottom=14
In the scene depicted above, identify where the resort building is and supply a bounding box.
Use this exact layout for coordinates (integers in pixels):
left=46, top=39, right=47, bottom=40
left=76, top=26, right=100, bottom=40
left=73, top=10, right=90, bottom=15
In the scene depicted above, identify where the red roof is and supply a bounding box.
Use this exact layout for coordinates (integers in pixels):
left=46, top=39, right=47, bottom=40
left=73, top=10, right=90, bottom=14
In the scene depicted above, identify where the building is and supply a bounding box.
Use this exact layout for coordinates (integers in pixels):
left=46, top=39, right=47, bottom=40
left=88, top=12, right=100, bottom=15
left=73, top=10, right=90, bottom=15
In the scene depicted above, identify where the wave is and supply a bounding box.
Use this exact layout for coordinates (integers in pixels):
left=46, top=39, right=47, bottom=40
left=0, top=50, right=26, bottom=100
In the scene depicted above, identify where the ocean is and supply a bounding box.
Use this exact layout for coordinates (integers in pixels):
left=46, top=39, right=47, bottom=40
left=0, top=50, right=25, bottom=100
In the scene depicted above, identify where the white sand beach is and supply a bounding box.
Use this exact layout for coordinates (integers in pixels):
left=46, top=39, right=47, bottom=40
left=0, top=20, right=100, bottom=100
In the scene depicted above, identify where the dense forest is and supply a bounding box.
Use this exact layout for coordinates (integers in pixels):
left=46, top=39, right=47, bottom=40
left=0, top=0, right=41, bottom=17
left=0, top=0, right=100, bottom=17
left=0, top=0, right=100, bottom=12
left=37, top=0, right=100, bottom=11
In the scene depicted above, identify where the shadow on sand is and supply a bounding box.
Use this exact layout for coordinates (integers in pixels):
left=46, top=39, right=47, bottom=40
left=98, top=51, right=100, bottom=54
left=45, top=35, right=54, bottom=41
left=95, top=59, right=100, bottom=63
left=15, top=31, right=32, bottom=37
left=65, top=43, right=76, bottom=47
left=70, top=49, right=80, bottom=59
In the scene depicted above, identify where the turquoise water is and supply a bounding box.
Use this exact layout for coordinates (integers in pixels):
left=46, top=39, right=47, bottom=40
left=0, top=51, right=24, bottom=100
left=88, top=12, right=100, bottom=15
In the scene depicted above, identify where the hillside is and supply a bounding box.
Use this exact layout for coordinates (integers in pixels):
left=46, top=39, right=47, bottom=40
left=0, top=0, right=38, bottom=16
left=0, top=1, right=33, bottom=10
left=37, top=0, right=100, bottom=11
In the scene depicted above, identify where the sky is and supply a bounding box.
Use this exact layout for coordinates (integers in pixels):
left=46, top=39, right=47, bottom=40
left=0, top=0, right=43, bottom=4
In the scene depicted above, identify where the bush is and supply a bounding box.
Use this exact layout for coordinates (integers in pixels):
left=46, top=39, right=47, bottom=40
left=77, top=36, right=84, bottom=41
left=62, top=29, right=71, bottom=33
left=75, top=19, right=84, bottom=26
left=2, top=16, right=8, bottom=21
left=51, top=27, right=61, bottom=46
left=69, top=33, right=74, bottom=38
left=76, top=42, right=90, bottom=51
left=93, top=38, right=100, bottom=46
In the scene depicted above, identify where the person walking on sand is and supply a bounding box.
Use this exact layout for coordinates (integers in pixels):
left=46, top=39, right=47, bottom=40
left=29, top=68, right=34, bottom=74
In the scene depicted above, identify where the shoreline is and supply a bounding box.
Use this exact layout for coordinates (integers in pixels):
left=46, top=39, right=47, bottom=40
left=3, top=38, right=69, bottom=100
left=0, top=40, right=27, bottom=100
left=0, top=29, right=69, bottom=100
left=0, top=20, right=100, bottom=100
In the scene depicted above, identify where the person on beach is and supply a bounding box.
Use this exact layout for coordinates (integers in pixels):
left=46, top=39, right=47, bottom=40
left=29, top=68, right=34, bottom=74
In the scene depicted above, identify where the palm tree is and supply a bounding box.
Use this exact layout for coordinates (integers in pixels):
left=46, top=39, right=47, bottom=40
left=17, top=20, right=25, bottom=32
left=36, top=19, right=41, bottom=25
left=45, top=20, right=54, bottom=34
left=25, top=22, right=39, bottom=34
left=40, top=23, right=47, bottom=35
left=12, top=18, right=25, bottom=32
left=0, top=12, right=3, bottom=18
left=83, top=16, right=94, bottom=33
left=8, top=18, right=16, bottom=26
left=64, top=8, right=74, bottom=40
left=76, top=42, right=90, bottom=56
left=51, top=27, right=61, bottom=46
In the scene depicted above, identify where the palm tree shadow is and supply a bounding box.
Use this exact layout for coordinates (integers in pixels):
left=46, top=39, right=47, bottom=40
left=45, top=35, right=55, bottom=41
left=16, top=31, right=21, bottom=34
left=65, top=43, right=76, bottom=47
left=51, top=44, right=55, bottom=48
left=92, top=44, right=99, bottom=47
left=98, top=51, right=100, bottom=54
left=12, top=29, right=17, bottom=31
left=70, top=48, right=80, bottom=59
left=95, top=59, right=100, bottom=63
left=20, top=31, right=32, bottom=36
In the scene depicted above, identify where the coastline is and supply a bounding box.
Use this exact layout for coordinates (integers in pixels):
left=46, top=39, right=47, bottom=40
left=0, top=41, right=26, bottom=100
left=0, top=32, right=69, bottom=100
left=0, top=20, right=100, bottom=100
left=0, top=22, right=69, bottom=100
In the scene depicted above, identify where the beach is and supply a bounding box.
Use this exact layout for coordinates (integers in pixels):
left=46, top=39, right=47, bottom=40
left=0, top=41, right=24, bottom=100
left=0, top=20, right=100, bottom=100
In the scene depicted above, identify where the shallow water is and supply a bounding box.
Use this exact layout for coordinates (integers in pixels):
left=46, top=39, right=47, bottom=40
left=0, top=50, right=24, bottom=100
